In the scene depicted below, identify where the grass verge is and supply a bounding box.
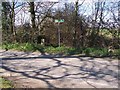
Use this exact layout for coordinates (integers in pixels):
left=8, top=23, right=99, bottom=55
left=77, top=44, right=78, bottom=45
left=1, top=43, right=120, bottom=57
left=0, top=77, right=13, bottom=88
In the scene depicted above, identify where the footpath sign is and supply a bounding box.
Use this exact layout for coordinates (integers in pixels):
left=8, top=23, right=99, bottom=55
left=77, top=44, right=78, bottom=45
left=55, top=19, right=64, bottom=23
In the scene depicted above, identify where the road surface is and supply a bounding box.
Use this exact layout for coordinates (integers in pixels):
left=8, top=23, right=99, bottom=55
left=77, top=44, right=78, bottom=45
left=0, top=50, right=119, bottom=88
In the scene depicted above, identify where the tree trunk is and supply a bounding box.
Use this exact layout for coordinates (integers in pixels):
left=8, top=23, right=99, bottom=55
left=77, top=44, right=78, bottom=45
left=10, top=2, right=17, bottom=43
left=73, top=0, right=79, bottom=47
left=29, top=2, right=36, bottom=43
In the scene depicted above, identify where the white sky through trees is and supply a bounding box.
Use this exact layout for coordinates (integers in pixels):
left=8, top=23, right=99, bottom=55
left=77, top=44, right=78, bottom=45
left=10, top=0, right=119, bottom=26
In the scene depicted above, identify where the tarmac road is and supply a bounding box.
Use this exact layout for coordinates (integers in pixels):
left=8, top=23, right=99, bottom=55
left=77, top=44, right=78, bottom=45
left=0, top=50, right=119, bottom=88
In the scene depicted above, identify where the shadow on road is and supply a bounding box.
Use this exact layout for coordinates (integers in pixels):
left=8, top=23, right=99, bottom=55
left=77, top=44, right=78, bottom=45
left=1, top=51, right=119, bottom=88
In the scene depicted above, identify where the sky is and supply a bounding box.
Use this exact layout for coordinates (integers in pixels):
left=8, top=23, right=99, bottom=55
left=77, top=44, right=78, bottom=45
left=13, top=0, right=119, bottom=25
left=5, top=0, right=119, bottom=3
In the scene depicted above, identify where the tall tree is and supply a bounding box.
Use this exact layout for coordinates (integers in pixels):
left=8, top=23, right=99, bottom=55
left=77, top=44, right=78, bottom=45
left=28, top=2, right=36, bottom=43
left=73, top=0, right=79, bottom=47
left=11, top=2, right=17, bottom=42
left=2, top=2, right=11, bottom=31
left=29, top=2, right=36, bottom=29
left=73, top=0, right=85, bottom=47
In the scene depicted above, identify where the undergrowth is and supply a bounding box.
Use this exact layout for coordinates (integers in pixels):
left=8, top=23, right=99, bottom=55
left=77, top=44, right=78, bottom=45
left=1, top=43, right=120, bottom=57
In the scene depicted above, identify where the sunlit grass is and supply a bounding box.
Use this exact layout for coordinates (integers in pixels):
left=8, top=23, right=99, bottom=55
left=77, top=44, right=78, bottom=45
left=1, top=43, right=120, bottom=57
left=0, top=77, right=13, bottom=88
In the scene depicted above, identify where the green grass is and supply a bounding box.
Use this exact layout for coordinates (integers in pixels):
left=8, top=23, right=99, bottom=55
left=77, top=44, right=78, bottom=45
left=1, top=43, right=120, bottom=57
left=2, top=43, right=36, bottom=52
left=0, top=77, right=13, bottom=88
left=44, top=46, right=72, bottom=54
left=82, top=48, right=108, bottom=56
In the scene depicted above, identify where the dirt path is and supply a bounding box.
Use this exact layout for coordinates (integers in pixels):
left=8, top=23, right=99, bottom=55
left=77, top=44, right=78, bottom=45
left=0, top=50, right=119, bottom=88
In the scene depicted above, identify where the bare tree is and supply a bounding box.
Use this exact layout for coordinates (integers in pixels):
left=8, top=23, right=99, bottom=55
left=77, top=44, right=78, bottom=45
left=73, top=0, right=85, bottom=47
left=5, top=1, right=26, bottom=42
